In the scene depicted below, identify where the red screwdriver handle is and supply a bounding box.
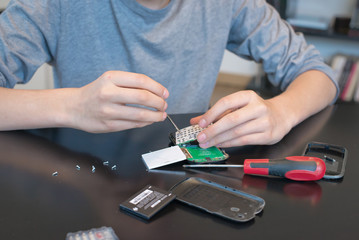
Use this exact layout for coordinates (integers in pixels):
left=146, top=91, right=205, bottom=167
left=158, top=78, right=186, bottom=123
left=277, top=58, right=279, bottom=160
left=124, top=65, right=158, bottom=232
left=243, top=156, right=326, bottom=181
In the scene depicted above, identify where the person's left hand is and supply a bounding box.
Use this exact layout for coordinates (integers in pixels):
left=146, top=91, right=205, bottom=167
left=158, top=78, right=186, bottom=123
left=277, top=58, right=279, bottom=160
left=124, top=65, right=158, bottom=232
left=190, top=90, right=293, bottom=148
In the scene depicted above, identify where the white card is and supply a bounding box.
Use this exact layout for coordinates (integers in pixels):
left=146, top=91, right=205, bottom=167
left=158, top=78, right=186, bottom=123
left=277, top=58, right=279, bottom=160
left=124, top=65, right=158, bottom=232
left=142, top=146, right=186, bottom=170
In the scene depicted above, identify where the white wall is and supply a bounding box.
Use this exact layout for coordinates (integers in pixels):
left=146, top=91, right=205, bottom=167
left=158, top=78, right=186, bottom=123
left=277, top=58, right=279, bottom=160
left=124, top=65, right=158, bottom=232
left=0, top=0, right=9, bottom=9
left=295, top=0, right=356, bottom=19
left=14, top=64, right=54, bottom=90
left=220, top=51, right=259, bottom=76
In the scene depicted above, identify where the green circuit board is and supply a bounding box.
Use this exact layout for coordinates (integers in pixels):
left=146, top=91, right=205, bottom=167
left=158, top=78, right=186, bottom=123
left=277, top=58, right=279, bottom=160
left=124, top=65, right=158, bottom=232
left=169, top=125, right=229, bottom=164
left=181, top=144, right=229, bottom=164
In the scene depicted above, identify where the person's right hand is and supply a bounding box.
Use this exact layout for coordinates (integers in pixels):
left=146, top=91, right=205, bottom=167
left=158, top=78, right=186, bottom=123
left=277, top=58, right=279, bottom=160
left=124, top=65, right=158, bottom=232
left=68, top=71, right=169, bottom=133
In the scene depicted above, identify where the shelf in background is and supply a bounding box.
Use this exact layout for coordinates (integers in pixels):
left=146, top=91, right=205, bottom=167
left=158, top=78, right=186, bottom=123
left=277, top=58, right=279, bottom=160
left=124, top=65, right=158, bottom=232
left=293, top=27, right=359, bottom=42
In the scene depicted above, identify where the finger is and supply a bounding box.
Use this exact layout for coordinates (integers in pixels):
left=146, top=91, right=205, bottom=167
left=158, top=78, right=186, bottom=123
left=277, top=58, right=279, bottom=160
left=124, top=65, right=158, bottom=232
left=102, top=71, right=169, bottom=99
left=197, top=107, right=262, bottom=145
left=218, top=131, right=281, bottom=148
left=198, top=117, right=269, bottom=148
left=197, top=91, right=254, bottom=128
left=112, top=87, right=168, bottom=111
left=191, top=110, right=232, bottom=126
left=190, top=115, right=203, bottom=125
left=103, top=104, right=167, bottom=123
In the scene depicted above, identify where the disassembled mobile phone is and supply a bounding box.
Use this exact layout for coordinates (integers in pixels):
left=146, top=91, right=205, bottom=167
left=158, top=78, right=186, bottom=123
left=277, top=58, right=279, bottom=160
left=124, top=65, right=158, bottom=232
left=169, top=125, right=229, bottom=164
left=303, top=141, right=348, bottom=179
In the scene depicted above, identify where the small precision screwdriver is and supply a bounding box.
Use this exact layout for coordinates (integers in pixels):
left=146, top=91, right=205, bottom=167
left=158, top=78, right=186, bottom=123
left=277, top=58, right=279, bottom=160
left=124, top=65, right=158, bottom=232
left=183, top=156, right=326, bottom=181
left=167, top=115, right=180, bottom=132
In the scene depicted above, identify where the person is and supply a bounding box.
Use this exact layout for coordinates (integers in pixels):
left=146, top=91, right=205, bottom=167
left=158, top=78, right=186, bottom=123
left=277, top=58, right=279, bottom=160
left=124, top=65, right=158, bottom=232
left=0, top=0, right=338, bottom=148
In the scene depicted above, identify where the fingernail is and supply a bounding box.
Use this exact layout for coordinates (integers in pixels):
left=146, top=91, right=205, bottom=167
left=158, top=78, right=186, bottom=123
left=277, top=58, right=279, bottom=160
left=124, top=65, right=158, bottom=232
left=197, top=132, right=206, bottom=142
left=163, top=89, right=169, bottom=99
left=199, top=119, right=206, bottom=127
left=164, top=102, right=168, bottom=111
left=163, top=112, right=167, bottom=121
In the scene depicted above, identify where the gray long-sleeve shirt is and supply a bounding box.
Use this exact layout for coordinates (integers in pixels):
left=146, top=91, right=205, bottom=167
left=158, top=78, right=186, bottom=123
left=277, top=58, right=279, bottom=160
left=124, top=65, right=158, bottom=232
left=0, top=0, right=338, bottom=113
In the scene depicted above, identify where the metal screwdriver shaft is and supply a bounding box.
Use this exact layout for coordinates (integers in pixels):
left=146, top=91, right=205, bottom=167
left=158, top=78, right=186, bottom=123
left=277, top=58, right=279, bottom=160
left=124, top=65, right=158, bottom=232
left=167, top=115, right=180, bottom=132
left=183, top=164, right=244, bottom=168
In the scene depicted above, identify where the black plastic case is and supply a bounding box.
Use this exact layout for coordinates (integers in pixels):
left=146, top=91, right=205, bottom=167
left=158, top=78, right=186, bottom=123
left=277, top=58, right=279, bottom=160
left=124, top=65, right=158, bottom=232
left=303, top=142, right=348, bottom=179
left=170, top=177, right=265, bottom=222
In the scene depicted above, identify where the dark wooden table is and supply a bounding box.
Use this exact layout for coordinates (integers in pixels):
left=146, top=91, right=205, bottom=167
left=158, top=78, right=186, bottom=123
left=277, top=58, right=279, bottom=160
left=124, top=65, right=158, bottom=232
left=0, top=103, right=358, bottom=239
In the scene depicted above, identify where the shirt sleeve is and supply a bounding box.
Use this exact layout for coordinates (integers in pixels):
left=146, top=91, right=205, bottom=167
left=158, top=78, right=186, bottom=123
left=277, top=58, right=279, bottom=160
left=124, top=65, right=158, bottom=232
left=227, top=0, right=339, bottom=100
left=0, top=0, right=60, bottom=88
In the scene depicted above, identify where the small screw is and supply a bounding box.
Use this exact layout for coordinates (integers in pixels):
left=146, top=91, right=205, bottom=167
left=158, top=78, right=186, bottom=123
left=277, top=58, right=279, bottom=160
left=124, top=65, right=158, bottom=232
left=52, top=171, right=58, bottom=177
left=324, top=155, right=336, bottom=162
left=111, top=165, right=117, bottom=170
left=76, top=165, right=81, bottom=170
left=103, top=161, right=109, bottom=166
left=92, top=165, right=96, bottom=173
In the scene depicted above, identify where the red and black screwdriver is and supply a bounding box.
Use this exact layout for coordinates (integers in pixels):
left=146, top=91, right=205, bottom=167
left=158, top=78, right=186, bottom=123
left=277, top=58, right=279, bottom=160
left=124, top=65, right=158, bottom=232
left=183, top=156, right=326, bottom=181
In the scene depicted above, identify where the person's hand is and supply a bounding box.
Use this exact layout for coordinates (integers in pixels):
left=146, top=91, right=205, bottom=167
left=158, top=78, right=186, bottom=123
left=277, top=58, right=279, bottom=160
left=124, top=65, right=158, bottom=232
left=68, top=71, right=169, bottom=133
left=190, top=90, right=293, bottom=148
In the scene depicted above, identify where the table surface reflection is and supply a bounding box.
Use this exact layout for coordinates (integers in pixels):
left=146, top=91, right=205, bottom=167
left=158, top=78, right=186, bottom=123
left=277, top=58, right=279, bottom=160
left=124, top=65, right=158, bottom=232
left=0, top=104, right=358, bottom=240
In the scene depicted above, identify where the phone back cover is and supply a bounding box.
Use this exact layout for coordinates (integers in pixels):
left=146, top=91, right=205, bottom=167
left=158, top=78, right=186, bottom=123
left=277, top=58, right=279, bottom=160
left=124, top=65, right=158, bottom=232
left=170, top=177, right=265, bottom=222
